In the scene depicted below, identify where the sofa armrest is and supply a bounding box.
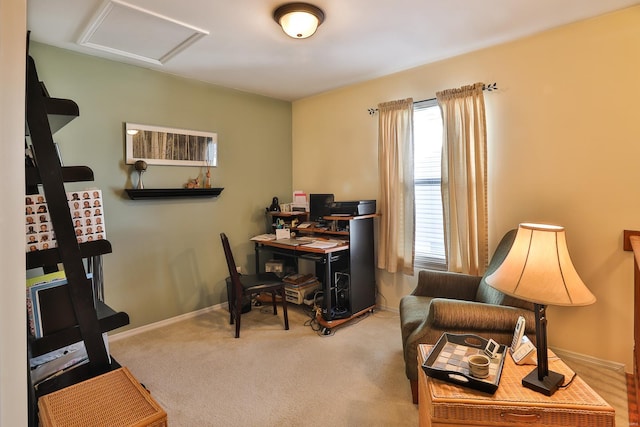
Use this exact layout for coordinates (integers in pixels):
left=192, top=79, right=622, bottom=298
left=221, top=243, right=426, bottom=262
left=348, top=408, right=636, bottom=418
left=412, top=270, right=481, bottom=301
left=427, top=298, right=536, bottom=332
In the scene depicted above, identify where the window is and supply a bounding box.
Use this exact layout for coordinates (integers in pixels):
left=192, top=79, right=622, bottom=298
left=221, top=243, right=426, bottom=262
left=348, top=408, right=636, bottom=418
left=414, top=100, right=446, bottom=270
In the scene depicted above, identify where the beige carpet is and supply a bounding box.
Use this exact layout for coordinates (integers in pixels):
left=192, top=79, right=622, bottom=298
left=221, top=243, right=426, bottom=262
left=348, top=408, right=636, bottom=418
left=559, top=354, right=630, bottom=427
left=110, top=306, right=418, bottom=427
left=110, top=305, right=629, bottom=427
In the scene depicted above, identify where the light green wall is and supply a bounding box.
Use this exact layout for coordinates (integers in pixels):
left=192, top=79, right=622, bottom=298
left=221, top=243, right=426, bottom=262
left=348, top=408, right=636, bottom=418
left=292, top=6, right=640, bottom=370
left=30, top=42, right=292, bottom=330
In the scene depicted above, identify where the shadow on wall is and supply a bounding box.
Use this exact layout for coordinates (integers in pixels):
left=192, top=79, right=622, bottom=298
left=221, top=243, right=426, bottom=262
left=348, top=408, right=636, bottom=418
left=170, top=248, right=212, bottom=312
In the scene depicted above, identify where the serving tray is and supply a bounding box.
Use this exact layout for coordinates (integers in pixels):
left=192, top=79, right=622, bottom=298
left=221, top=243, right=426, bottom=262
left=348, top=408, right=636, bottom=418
left=422, top=333, right=507, bottom=394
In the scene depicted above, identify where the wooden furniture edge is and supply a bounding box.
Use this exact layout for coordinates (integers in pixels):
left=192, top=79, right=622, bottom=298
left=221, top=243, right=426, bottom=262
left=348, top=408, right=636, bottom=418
left=624, top=229, right=640, bottom=421
left=316, top=305, right=375, bottom=330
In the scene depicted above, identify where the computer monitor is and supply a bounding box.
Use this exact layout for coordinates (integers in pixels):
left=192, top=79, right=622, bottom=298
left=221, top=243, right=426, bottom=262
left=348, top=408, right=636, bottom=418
left=309, top=194, right=334, bottom=222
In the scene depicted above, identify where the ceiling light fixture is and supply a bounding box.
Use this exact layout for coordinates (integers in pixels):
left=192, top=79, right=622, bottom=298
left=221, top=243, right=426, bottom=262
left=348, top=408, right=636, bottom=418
left=273, top=2, right=325, bottom=39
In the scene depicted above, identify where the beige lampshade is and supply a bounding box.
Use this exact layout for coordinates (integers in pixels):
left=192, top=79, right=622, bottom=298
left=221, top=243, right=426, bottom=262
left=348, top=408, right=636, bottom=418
left=274, top=3, right=325, bottom=39
left=485, top=223, right=596, bottom=306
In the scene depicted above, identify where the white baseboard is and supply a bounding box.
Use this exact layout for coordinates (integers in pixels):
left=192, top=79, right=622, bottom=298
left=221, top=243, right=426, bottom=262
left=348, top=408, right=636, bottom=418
left=109, top=302, right=395, bottom=342
left=109, top=303, right=226, bottom=342
left=111, top=303, right=627, bottom=376
left=375, top=301, right=398, bottom=313
left=551, top=346, right=627, bottom=374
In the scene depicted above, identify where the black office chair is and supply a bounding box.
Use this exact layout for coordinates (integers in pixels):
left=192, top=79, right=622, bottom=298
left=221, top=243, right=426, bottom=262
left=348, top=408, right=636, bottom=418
left=220, top=233, right=289, bottom=338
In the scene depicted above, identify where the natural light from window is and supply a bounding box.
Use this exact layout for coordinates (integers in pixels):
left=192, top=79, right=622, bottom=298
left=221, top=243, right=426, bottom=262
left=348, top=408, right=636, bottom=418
left=414, top=100, right=446, bottom=269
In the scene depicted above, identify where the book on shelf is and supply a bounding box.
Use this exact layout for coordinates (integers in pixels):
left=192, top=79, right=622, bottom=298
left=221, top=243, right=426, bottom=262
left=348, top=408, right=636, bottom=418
left=26, top=271, right=66, bottom=337
left=283, top=273, right=317, bottom=287
left=285, top=279, right=320, bottom=291
left=26, top=271, right=93, bottom=338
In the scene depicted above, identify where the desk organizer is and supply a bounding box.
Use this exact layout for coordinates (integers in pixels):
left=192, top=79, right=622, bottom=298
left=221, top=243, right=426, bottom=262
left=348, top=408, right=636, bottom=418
left=38, top=367, right=167, bottom=427
left=422, top=333, right=506, bottom=394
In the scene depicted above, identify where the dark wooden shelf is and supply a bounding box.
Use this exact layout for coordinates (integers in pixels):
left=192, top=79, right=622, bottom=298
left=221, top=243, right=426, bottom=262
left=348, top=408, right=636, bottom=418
left=26, top=165, right=94, bottom=188
left=30, top=301, right=129, bottom=358
left=26, top=240, right=113, bottom=270
left=25, top=97, right=79, bottom=136
left=125, top=187, right=224, bottom=200
left=45, top=97, right=79, bottom=134
left=25, top=55, right=129, bottom=425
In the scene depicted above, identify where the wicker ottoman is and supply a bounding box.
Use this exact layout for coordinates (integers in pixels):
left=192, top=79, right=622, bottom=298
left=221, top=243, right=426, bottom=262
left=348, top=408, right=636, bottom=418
left=418, top=344, right=615, bottom=427
left=38, top=367, right=167, bottom=427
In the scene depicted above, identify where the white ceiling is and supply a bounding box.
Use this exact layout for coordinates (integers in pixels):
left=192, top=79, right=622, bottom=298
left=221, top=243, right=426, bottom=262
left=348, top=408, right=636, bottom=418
left=27, top=0, right=640, bottom=101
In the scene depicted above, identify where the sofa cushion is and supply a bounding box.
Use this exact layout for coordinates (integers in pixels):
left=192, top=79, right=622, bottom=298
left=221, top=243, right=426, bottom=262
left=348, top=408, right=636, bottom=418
left=399, top=295, right=433, bottom=351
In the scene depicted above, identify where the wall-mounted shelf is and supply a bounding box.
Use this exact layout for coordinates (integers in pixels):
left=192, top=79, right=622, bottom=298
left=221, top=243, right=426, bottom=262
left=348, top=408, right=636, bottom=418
left=125, top=188, right=224, bottom=200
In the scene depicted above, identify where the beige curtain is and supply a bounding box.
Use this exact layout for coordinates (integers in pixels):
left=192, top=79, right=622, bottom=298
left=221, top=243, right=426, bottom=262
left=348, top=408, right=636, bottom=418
left=377, top=98, right=415, bottom=274
left=436, top=83, right=488, bottom=275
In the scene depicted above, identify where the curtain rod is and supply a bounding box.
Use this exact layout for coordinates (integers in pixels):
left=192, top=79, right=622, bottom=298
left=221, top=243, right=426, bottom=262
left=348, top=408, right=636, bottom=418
left=367, top=82, right=498, bottom=115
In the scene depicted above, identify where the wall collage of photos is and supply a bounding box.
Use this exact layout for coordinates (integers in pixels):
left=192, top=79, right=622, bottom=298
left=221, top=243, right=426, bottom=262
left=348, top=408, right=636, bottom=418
left=25, top=190, right=107, bottom=252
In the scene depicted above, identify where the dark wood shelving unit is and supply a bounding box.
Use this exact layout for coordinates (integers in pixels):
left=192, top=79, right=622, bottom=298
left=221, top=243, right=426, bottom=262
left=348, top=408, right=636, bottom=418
left=25, top=55, right=129, bottom=425
left=26, top=165, right=94, bottom=187
left=26, top=240, right=112, bottom=270
left=125, top=187, right=224, bottom=199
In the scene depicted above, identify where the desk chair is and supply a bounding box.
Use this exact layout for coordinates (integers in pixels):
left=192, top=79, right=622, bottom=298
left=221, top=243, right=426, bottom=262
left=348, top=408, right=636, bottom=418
left=220, top=233, right=289, bottom=338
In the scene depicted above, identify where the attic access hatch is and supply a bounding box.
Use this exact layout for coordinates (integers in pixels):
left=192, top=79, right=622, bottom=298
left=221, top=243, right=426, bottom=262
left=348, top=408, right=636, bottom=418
left=77, top=0, right=208, bottom=65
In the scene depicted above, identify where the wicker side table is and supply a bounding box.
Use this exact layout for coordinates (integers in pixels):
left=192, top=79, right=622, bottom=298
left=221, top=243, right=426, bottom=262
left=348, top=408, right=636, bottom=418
left=38, top=367, right=167, bottom=427
left=418, top=344, right=615, bottom=427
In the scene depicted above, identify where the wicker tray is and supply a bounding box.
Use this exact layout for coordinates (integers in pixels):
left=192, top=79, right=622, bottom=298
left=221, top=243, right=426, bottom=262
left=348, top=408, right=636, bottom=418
left=422, top=333, right=506, bottom=394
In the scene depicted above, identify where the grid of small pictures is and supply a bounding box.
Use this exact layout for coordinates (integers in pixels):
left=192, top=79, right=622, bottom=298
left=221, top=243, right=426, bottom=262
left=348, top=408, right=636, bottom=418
left=25, top=194, right=53, bottom=252
left=68, top=190, right=107, bottom=244
left=25, top=190, right=107, bottom=252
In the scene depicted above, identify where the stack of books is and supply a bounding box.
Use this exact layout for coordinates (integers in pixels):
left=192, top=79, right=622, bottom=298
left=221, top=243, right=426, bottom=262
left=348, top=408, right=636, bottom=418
left=283, top=273, right=319, bottom=304
left=26, top=271, right=108, bottom=386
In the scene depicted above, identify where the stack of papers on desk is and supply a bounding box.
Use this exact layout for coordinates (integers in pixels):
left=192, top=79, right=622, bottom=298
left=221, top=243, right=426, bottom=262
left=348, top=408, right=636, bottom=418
left=304, top=240, right=340, bottom=249
left=250, top=234, right=276, bottom=241
left=274, top=238, right=311, bottom=246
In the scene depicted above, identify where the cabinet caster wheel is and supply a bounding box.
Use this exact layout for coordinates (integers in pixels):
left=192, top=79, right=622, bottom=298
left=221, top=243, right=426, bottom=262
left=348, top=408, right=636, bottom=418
left=322, top=327, right=331, bottom=335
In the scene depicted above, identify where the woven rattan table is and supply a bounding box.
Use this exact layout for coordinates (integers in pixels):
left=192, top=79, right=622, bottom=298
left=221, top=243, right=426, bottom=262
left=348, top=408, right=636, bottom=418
left=418, top=344, right=615, bottom=427
left=38, top=367, right=167, bottom=427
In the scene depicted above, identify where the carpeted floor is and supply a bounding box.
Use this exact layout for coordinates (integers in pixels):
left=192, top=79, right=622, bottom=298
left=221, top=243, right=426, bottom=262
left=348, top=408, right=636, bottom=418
left=110, top=306, right=417, bottom=427
left=110, top=305, right=630, bottom=427
left=557, top=353, right=630, bottom=427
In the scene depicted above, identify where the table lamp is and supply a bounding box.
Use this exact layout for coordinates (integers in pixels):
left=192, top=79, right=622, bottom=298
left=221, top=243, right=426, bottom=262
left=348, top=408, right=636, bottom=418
left=485, top=223, right=596, bottom=396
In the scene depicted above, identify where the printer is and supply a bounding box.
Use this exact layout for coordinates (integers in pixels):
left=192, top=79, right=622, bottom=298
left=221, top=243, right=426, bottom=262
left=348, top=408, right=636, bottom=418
left=329, top=200, right=376, bottom=216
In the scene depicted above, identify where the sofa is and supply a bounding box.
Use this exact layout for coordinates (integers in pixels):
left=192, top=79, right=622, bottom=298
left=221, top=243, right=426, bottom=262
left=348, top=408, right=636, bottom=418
left=399, top=229, right=536, bottom=403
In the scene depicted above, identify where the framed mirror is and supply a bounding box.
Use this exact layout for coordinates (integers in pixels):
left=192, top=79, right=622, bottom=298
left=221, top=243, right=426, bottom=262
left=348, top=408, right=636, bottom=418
left=125, top=123, right=217, bottom=167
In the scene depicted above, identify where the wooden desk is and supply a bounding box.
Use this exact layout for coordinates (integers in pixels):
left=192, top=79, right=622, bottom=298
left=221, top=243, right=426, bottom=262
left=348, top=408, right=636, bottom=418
left=254, top=215, right=376, bottom=333
left=418, top=344, right=615, bottom=427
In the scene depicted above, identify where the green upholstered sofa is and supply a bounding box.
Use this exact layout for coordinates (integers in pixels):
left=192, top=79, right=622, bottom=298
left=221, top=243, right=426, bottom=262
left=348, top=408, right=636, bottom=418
left=399, top=229, right=536, bottom=403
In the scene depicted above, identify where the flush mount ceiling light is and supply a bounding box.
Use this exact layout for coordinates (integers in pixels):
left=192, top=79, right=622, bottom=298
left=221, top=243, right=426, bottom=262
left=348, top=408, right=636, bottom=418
left=273, top=2, right=325, bottom=39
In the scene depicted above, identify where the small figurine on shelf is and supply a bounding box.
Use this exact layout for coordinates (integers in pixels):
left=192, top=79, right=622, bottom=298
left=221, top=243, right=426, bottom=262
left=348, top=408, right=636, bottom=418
left=203, top=147, right=215, bottom=188
left=269, top=197, right=281, bottom=212
left=186, top=177, right=200, bottom=189
left=134, top=160, right=147, bottom=189
left=205, top=168, right=212, bottom=188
